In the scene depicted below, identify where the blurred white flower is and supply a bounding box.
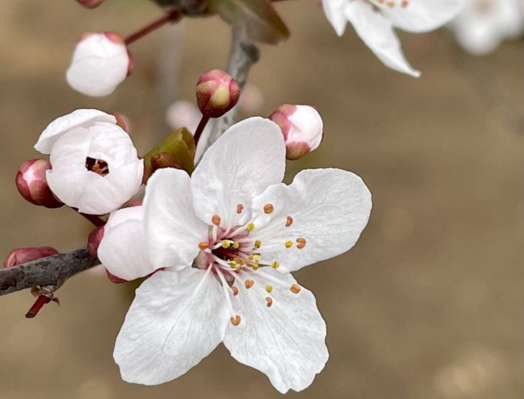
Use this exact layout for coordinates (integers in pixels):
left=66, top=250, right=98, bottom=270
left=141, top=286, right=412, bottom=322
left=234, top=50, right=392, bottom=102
left=270, top=104, right=323, bottom=160
left=66, top=33, right=131, bottom=97
left=165, top=101, right=201, bottom=132
left=35, top=109, right=144, bottom=215
left=450, top=0, right=524, bottom=55
left=113, top=117, right=372, bottom=393
left=322, top=0, right=463, bottom=76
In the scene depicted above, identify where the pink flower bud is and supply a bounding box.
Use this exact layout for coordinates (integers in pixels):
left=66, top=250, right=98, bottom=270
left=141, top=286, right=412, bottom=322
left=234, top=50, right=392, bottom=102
left=87, top=226, right=105, bottom=257
left=16, top=159, right=63, bottom=208
left=67, top=32, right=131, bottom=97
left=76, top=0, right=105, bottom=8
left=4, top=247, right=59, bottom=268
left=196, top=69, right=240, bottom=118
left=269, top=105, right=324, bottom=160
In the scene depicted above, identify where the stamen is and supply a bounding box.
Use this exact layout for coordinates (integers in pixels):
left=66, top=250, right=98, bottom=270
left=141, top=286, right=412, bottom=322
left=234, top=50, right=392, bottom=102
left=290, top=284, right=301, bottom=294
left=236, top=204, right=244, bottom=214
left=271, top=261, right=280, bottom=269
left=254, top=240, right=262, bottom=249
left=401, top=0, right=408, bottom=7
left=233, top=241, right=240, bottom=249
left=215, top=267, right=241, bottom=326
left=266, top=297, right=273, bottom=308
left=285, top=241, right=293, bottom=248
left=386, top=1, right=395, bottom=8
left=286, top=216, right=293, bottom=227
left=230, top=315, right=241, bottom=326
left=266, top=285, right=273, bottom=293
left=212, top=215, right=221, bottom=226
left=247, top=223, right=255, bottom=232
left=221, top=240, right=231, bottom=249
left=264, top=204, right=274, bottom=214
left=245, top=279, right=254, bottom=289
left=296, top=238, right=306, bottom=249
left=198, top=242, right=209, bottom=250
left=232, top=286, right=239, bottom=296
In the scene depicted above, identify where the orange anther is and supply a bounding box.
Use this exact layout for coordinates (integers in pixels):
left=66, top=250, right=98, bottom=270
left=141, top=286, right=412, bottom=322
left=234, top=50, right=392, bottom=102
left=290, top=284, right=301, bottom=294
left=212, top=215, right=221, bottom=226
left=245, top=279, right=254, bottom=289
left=264, top=204, right=274, bottom=214
left=232, top=286, right=239, bottom=296
left=401, top=0, right=408, bottom=7
left=286, top=216, right=293, bottom=227
left=266, top=297, right=273, bottom=308
left=230, top=315, right=241, bottom=326
left=198, top=242, right=209, bottom=250
left=236, top=204, right=244, bottom=214
left=296, top=238, right=306, bottom=249
left=386, top=1, right=395, bottom=8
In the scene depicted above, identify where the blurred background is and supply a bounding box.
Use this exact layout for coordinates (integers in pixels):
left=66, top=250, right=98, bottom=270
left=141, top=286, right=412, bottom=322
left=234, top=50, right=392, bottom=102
left=0, top=1, right=522, bottom=398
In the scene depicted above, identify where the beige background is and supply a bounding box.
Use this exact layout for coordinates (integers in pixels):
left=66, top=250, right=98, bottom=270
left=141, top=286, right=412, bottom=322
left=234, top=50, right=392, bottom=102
left=0, top=1, right=522, bottom=398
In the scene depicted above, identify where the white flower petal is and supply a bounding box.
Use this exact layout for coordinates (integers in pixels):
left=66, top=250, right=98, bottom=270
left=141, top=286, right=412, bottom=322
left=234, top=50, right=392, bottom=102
left=144, top=168, right=208, bottom=269
left=250, top=168, right=372, bottom=272
left=87, top=122, right=138, bottom=168
left=345, top=1, right=421, bottom=77
left=35, top=109, right=115, bottom=154
left=382, top=0, right=463, bottom=33
left=98, top=207, right=157, bottom=281
left=114, top=267, right=229, bottom=385
left=224, top=270, right=328, bottom=393
left=322, top=0, right=349, bottom=36
left=191, top=117, right=286, bottom=227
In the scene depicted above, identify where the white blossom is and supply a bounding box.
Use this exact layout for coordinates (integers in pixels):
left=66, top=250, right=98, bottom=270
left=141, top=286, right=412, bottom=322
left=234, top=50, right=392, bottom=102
left=35, top=109, right=144, bottom=215
left=112, top=117, right=372, bottom=393
left=322, top=0, right=464, bottom=76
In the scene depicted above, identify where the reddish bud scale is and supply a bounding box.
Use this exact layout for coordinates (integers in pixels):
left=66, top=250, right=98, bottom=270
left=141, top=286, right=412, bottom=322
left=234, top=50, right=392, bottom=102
left=196, top=69, right=240, bottom=118
left=16, top=159, right=63, bottom=208
left=4, top=247, right=59, bottom=268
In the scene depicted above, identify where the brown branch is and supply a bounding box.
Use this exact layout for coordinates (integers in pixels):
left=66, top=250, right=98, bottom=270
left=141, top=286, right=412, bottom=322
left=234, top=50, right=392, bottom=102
left=0, top=247, right=99, bottom=297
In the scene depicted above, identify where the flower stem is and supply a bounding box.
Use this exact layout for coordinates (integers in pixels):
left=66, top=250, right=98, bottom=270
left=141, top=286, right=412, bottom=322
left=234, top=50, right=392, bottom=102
left=26, top=294, right=51, bottom=318
left=125, top=9, right=182, bottom=46
left=78, top=212, right=106, bottom=227
left=193, top=115, right=210, bottom=148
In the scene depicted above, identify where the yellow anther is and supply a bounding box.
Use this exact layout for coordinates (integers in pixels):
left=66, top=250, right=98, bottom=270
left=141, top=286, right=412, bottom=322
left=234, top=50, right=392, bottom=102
left=230, top=315, right=241, bottom=326
left=212, top=215, right=221, bottom=226
left=230, top=259, right=238, bottom=267
left=247, top=223, right=255, bottom=232
left=285, top=241, right=293, bottom=248
left=232, top=286, right=239, bottom=296
left=290, top=284, right=301, bottom=294
left=296, top=238, right=306, bottom=249
left=222, top=240, right=231, bottom=249
left=286, top=216, right=293, bottom=227
left=198, top=242, right=209, bottom=250
left=245, top=279, right=254, bottom=289
left=271, top=261, right=280, bottom=269
left=254, top=240, right=262, bottom=249
left=250, top=264, right=259, bottom=271
left=266, top=285, right=273, bottom=293
left=266, top=297, right=273, bottom=308
left=264, top=204, right=274, bottom=214
left=236, top=204, right=244, bottom=214
left=233, top=241, right=240, bottom=249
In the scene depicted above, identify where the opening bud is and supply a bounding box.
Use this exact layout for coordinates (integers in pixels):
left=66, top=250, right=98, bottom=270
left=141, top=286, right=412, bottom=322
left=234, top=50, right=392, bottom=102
left=16, top=159, right=63, bottom=208
left=76, top=0, right=105, bottom=8
left=269, top=105, right=324, bottom=160
left=4, top=247, right=59, bottom=268
left=196, top=69, right=240, bottom=118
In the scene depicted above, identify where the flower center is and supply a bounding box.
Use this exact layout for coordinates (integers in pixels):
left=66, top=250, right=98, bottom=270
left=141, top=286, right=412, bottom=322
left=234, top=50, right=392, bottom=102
left=196, top=203, right=307, bottom=327
left=85, top=157, right=110, bottom=176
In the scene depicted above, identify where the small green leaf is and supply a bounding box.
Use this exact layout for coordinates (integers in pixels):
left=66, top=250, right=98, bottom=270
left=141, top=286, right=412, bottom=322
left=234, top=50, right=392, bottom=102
left=208, top=0, right=290, bottom=44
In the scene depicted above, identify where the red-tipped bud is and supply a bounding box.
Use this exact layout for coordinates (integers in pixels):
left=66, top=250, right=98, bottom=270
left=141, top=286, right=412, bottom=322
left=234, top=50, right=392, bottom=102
left=196, top=69, right=240, bottom=118
left=16, top=159, right=63, bottom=208
left=87, top=226, right=105, bottom=257
left=76, top=0, right=105, bottom=8
left=269, top=105, right=324, bottom=160
left=4, top=247, right=59, bottom=268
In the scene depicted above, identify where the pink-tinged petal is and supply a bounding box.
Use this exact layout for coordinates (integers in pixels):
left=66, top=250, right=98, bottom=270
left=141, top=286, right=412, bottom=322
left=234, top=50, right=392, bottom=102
left=322, top=0, right=349, bottom=36
left=191, top=117, right=286, bottom=228
left=114, top=267, right=229, bottom=385
left=381, top=0, right=464, bottom=33
left=98, top=207, right=157, bottom=281
left=35, top=109, right=115, bottom=154
left=250, top=168, right=372, bottom=272
left=144, top=168, right=208, bottom=269
left=345, top=1, right=421, bottom=77
left=224, top=270, right=328, bottom=393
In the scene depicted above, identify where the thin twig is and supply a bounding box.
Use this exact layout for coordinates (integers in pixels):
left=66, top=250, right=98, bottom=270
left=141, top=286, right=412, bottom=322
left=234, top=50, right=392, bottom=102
left=0, top=247, right=99, bottom=297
